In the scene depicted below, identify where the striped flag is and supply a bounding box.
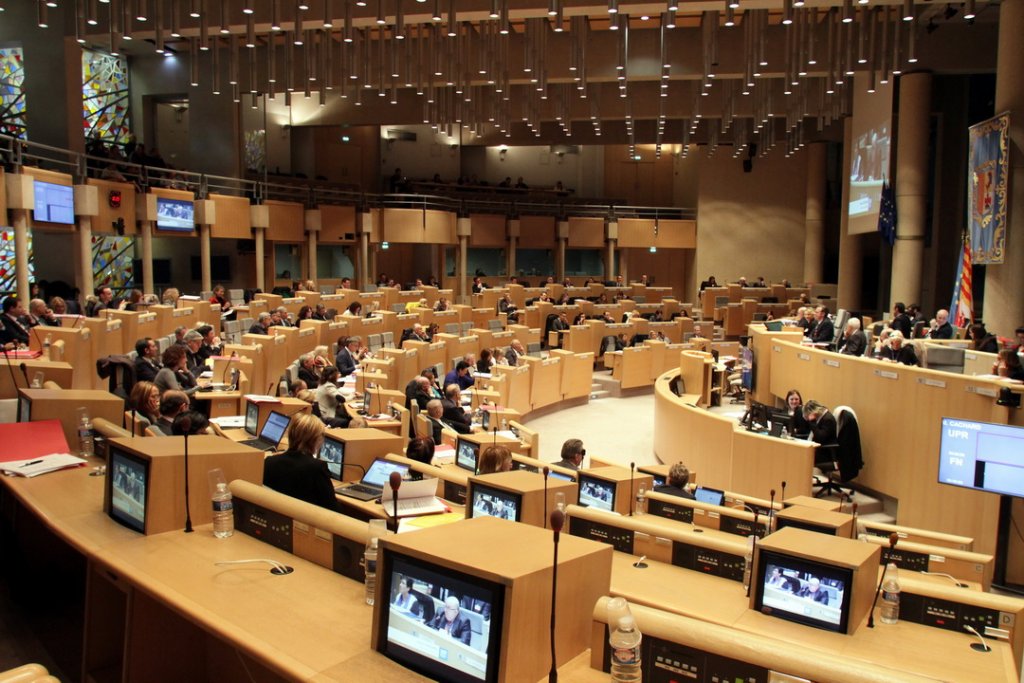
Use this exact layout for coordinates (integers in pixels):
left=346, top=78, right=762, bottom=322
left=949, top=234, right=974, bottom=328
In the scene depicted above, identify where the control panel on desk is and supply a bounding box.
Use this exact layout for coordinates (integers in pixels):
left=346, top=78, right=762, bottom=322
left=671, top=542, right=746, bottom=582
left=880, top=546, right=930, bottom=572
left=600, top=633, right=770, bottom=683
left=568, top=517, right=634, bottom=554
left=234, top=498, right=293, bottom=553
left=647, top=498, right=695, bottom=524
left=901, top=593, right=1013, bottom=638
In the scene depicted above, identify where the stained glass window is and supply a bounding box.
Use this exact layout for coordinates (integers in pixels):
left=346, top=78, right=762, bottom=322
left=92, top=236, right=135, bottom=293
left=0, top=228, right=35, bottom=296
left=82, top=50, right=130, bottom=146
left=244, top=129, right=266, bottom=172
left=0, top=47, right=26, bottom=140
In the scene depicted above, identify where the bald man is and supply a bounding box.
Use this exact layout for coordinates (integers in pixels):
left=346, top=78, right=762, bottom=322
left=429, top=596, right=473, bottom=645
left=930, top=309, right=954, bottom=340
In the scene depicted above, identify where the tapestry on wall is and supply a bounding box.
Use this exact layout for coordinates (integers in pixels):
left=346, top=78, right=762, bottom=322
left=967, top=112, right=1009, bottom=264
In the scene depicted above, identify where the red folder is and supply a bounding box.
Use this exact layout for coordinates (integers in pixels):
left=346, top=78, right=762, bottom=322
left=0, top=420, right=71, bottom=462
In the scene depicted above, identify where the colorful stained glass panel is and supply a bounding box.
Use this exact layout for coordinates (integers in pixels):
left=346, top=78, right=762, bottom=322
left=92, top=235, right=134, bottom=293
left=82, top=50, right=130, bottom=146
left=0, top=47, right=26, bottom=140
left=0, top=228, right=35, bottom=296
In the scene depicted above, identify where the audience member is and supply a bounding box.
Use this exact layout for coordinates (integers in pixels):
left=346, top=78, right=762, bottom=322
left=476, top=348, right=493, bottom=374
left=653, top=463, right=695, bottom=499
left=890, top=302, right=913, bottom=339
left=249, top=312, right=271, bottom=334
left=837, top=318, right=867, bottom=356
left=809, top=305, right=834, bottom=344
left=444, top=360, right=475, bottom=391
left=441, top=384, right=473, bottom=434
left=335, top=336, right=364, bottom=376
left=172, top=410, right=210, bottom=436
left=877, top=330, right=918, bottom=365
left=297, top=352, right=323, bottom=389
left=785, top=389, right=811, bottom=438
left=405, top=437, right=435, bottom=476
left=0, top=296, right=30, bottom=347
left=928, top=309, right=954, bottom=339
left=994, top=349, right=1024, bottom=381
left=152, top=391, right=190, bottom=435
left=478, top=445, right=513, bottom=474
left=801, top=400, right=838, bottom=448
left=506, top=339, right=526, bottom=366
left=26, top=298, right=60, bottom=327
left=196, top=325, right=221, bottom=362
left=134, top=337, right=162, bottom=382
left=969, top=323, right=999, bottom=354
left=262, top=413, right=340, bottom=512
left=128, top=381, right=161, bottom=429
left=154, top=344, right=197, bottom=396
left=554, top=438, right=586, bottom=470
left=315, top=366, right=352, bottom=429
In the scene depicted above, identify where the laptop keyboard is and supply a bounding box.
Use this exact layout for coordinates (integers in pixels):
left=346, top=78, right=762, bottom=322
left=348, top=484, right=380, bottom=495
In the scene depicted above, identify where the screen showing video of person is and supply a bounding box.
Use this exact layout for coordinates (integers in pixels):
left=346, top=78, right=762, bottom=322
left=382, top=552, right=503, bottom=683
left=244, top=401, right=259, bottom=435
left=156, top=197, right=195, bottom=231
left=456, top=439, right=479, bottom=473
left=578, top=475, right=615, bottom=512
left=757, top=551, right=851, bottom=632
left=109, top=449, right=148, bottom=533
left=319, top=435, right=345, bottom=481
left=470, top=484, right=520, bottom=522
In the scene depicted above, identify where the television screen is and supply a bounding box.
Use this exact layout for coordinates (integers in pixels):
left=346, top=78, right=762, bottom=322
left=108, top=447, right=149, bottom=533
left=244, top=401, right=259, bottom=435
left=469, top=483, right=521, bottom=522
left=17, top=396, right=30, bottom=423
left=456, top=438, right=479, bottom=474
left=937, top=417, right=1024, bottom=499
left=754, top=549, right=853, bottom=633
left=694, top=486, right=725, bottom=506
left=549, top=470, right=575, bottom=482
left=319, top=434, right=345, bottom=481
left=156, top=197, right=195, bottom=231
left=32, top=180, right=74, bottom=224
left=578, top=474, right=615, bottom=512
left=380, top=550, right=503, bottom=683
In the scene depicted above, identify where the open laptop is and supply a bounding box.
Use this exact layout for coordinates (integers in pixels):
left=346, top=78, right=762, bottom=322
left=694, top=486, right=725, bottom=506
left=336, top=458, right=410, bottom=501
left=238, top=410, right=290, bottom=451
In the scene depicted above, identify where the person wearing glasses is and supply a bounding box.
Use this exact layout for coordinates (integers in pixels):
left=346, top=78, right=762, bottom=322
left=553, top=438, right=586, bottom=471
left=429, top=596, right=473, bottom=646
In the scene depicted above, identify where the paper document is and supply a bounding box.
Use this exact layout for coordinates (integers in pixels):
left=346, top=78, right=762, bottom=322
left=243, top=394, right=280, bottom=403
left=0, top=453, right=88, bottom=478
left=211, top=415, right=246, bottom=428
left=382, top=477, right=448, bottom=518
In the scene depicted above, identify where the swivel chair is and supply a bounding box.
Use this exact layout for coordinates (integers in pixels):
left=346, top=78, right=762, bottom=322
left=813, top=405, right=863, bottom=499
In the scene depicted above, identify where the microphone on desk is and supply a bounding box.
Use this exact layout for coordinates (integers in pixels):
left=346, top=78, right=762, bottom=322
left=867, top=533, right=899, bottom=628
left=179, top=414, right=194, bottom=533
left=131, top=408, right=137, bottom=438
left=780, top=480, right=787, bottom=506
left=0, top=346, right=19, bottom=392
left=221, top=351, right=238, bottom=385
left=548, top=508, right=565, bottom=683
left=389, top=470, right=402, bottom=532
left=492, top=425, right=498, bottom=447
left=849, top=502, right=859, bottom=539
left=543, top=466, right=550, bottom=530
left=628, top=462, right=635, bottom=516
left=19, top=362, right=30, bottom=386
left=767, top=489, right=777, bottom=532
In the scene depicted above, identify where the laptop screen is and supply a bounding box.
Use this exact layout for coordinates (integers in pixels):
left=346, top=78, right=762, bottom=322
left=362, top=459, right=409, bottom=489
left=244, top=401, right=259, bottom=435
left=260, top=411, right=291, bottom=446
left=319, top=435, right=345, bottom=481
left=694, top=486, right=725, bottom=506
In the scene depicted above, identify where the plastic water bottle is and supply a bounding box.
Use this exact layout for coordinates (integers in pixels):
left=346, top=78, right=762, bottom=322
left=212, top=483, right=234, bottom=538
left=634, top=484, right=646, bottom=516
left=780, top=425, right=790, bottom=440
left=742, top=536, right=755, bottom=592
left=880, top=562, right=900, bottom=624
left=77, top=408, right=95, bottom=457
left=364, top=537, right=379, bottom=605
left=609, top=615, right=642, bottom=682
left=43, top=334, right=51, bottom=358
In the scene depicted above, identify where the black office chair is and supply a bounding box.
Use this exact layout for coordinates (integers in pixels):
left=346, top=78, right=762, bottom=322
left=813, top=406, right=864, bottom=499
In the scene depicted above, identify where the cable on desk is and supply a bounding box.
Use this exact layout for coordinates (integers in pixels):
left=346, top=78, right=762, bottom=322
left=215, top=559, right=294, bottom=575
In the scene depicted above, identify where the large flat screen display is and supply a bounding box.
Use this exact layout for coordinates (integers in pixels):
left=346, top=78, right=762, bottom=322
left=108, top=447, right=149, bottom=533
left=156, top=197, right=194, bottom=231
left=578, top=473, right=615, bottom=512
left=937, top=417, right=1024, bottom=498
left=380, top=550, right=503, bottom=682
left=754, top=550, right=853, bottom=633
left=846, top=78, right=894, bottom=235
left=32, top=180, right=75, bottom=224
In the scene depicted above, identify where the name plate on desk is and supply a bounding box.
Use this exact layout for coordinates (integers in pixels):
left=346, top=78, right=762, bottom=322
left=405, top=350, right=417, bottom=358
left=966, top=385, right=998, bottom=398
left=823, top=359, right=840, bottom=368
left=139, top=313, right=156, bottom=323
left=173, top=308, right=191, bottom=317
left=542, top=358, right=559, bottom=366
left=797, top=353, right=810, bottom=361
left=274, top=335, right=286, bottom=345
left=429, top=342, right=445, bottom=351
left=918, top=377, right=947, bottom=388
left=874, top=369, right=899, bottom=380
left=298, top=328, right=314, bottom=338
left=107, top=320, right=122, bottom=331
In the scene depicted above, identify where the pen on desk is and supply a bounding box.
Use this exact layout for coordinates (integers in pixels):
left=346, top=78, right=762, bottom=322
left=20, top=459, right=44, bottom=468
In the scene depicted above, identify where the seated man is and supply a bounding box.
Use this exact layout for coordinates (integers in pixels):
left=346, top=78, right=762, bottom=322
left=928, top=309, right=954, bottom=339
left=133, top=337, right=162, bottom=383
left=653, top=463, right=695, bottom=499
left=249, top=312, right=272, bottom=335
left=429, top=596, right=473, bottom=646
left=809, top=306, right=834, bottom=345
left=553, top=438, right=586, bottom=471
left=424, top=399, right=452, bottom=445
left=335, top=336, right=364, bottom=376
left=0, top=296, right=30, bottom=348
left=441, top=384, right=473, bottom=434
left=297, top=352, right=323, bottom=389
left=837, top=318, right=867, bottom=356
left=151, top=391, right=190, bottom=435
left=878, top=330, right=918, bottom=366
left=405, top=374, right=434, bottom=411
left=798, top=577, right=830, bottom=605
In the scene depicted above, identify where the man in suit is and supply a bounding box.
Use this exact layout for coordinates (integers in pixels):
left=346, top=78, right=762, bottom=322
left=335, top=336, right=362, bottom=376
left=296, top=353, right=323, bottom=389
left=444, top=360, right=475, bottom=391
left=249, top=312, right=271, bottom=334
left=424, top=399, right=451, bottom=444
left=890, top=302, right=913, bottom=339
left=152, top=391, right=190, bottom=435
left=430, top=596, right=473, bottom=646
left=0, top=297, right=30, bottom=348
left=929, top=309, right=954, bottom=340
left=441, top=384, right=473, bottom=434
left=553, top=438, right=586, bottom=471
left=809, top=305, right=834, bottom=345
left=837, top=318, right=867, bottom=357
left=133, top=337, right=162, bottom=383
left=27, top=299, right=61, bottom=327
left=653, top=463, right=696, bottom=499
left=506, top=339, right=526, bottom=366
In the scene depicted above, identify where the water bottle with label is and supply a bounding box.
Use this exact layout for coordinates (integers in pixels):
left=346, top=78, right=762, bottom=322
left=880, top=562, right=901, bottom=624
left=635, top=484, right=646, bottom=516
left=364, top=537, right=379, bottom=605
left=609, top=615, right=642, bottom=682
left=43, top=334, right=51, bottom=359
left=77, top=408, right=95, bottom=457
left=209, top=468, right=234, bottom=538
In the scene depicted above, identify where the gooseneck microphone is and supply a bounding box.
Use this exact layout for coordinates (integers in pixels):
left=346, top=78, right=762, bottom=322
left=628, top=462, right=635, bottom=516
left=131, top=408, right=137, bottom=438
left=780, top=480, right=787, bottom=505
left=389, top=470, right=403, bottom=532
left=543, top=466, right=550, bottom=530
left=180, top=415, right=194, bottom=533
left=19, top=362, right=30, bottom=386
left=746, top=511, right=760, bottom=598
left=221, top=351, right=238, bottom=384
left=548, top=509, right=565, bottom=683
left=867, top=533, right=899, bottom=628
left=768, top=489, right=777, bottom=532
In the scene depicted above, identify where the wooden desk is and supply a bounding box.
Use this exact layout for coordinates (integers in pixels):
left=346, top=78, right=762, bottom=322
left=0, top=358, right=74, bottom=398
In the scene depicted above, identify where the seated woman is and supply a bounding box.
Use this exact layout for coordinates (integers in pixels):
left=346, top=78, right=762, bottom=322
left=405, top=437, right=435, bottom=479
left=785, top=389, right=811, bottom=438
left=262, top=413, right=340, bottom=512
left=478, top=445, right=513, bottom=474
left=343, top=302, right=363, bottom=318
left=154, top=344, right=197, bottom=397
left=476, top=348, right=493, bottom=374
left=128, top=380, right=161, bottom=431
left=994, top=349, right=1024, bottom=381
left=877, top=330, right=918, bottom=366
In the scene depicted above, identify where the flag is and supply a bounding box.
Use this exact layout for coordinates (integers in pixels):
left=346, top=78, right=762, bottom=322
left=949, top=234, right=974, bottom=328
left=877, top=180, right=897, bottom=246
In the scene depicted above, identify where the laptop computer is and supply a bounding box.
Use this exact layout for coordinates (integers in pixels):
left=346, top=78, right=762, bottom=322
left=238, top=410, right=290, bottom=451
left=336, top=458, right=410, bottom=501
left=694, top=486, right=725, bottom=506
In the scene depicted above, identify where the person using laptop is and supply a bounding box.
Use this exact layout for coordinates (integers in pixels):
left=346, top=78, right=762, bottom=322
left=315, top=366, right=354, bottom=429
left=262, top=413, right=341, bottom=512
left=653, top=463, right=695, bottom=500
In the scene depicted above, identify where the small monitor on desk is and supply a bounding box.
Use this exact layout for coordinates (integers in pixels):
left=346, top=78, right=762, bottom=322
left=379, top=550, right=504, bottom=683
left=694, top=486, right=725, bottom=507
left=107, top=446, right=150, bottom=533
left=753, top=549, right=853, bottom=633
left=17, top=394, right=31, bottom=423
left=318, top=434, right=345, bottom=481
left=549, top=470, right=575, bottom=482
left=764, top=320, right=783, bottom=332
left=578, top=473, right=615, bottom=512
left=468, top=483, right=522, bottom=523
left=244, top=401, right=259, bottom=435
left=456, top=437, right=480, bottom=474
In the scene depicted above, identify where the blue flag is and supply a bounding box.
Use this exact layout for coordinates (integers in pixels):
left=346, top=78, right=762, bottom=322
left=878, top=180, right=897, bottom=246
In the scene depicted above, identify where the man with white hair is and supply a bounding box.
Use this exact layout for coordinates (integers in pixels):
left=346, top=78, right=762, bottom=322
left=837, top=318, right=867, bottom=357
left=929, top=309, right=954, bottom=339
left=249, top=312, right=271, bottom=334
left=27, top=298, right=61, bottom=327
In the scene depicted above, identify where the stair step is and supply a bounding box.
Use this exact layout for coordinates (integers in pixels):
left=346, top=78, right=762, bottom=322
left=590, top=390, right=611, bottom=400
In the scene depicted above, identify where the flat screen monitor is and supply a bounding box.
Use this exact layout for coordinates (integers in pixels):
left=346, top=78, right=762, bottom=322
left=694, top=486, right=725, bottom=507
left=937, top=417, right=1024, bottom=499
left=319, top=433, right=345, bottom=481
left=244, top=401, right=259, bottom=435
left=259, top=410, right=291, bottom=447
left=17, top=395, right=30, bottom=423
left=156, top=197, right=195, bottom=231
left=468, top=483, right=522, bottom=522
left=513, top=460, right=538, bottom=473
left=107, top=447, right=149, bottom=533
left=379, top=550, right=504, bottom=683
left=363, top=389, right=372, bottom=411
left=456, top=438, right=479, bottom=474
left=32, top=180, right=74, bottom=224
left=753, top=549, right=853, bottom=633
left=578, top=473, right=615, bottom=512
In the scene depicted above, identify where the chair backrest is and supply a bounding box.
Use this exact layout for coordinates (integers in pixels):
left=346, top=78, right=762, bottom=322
left=95, top=417, right=132, bottom=440
left=367, top=333, right=383, bottom=352
left=144, top=426, right=165, bottom=437
left=833, top=405, right=864, bottom=482
left=488, top=319, right=503, bottom=331
left=414, top=413, right=433, bottom=440
left=391, top=304, right=406, bottom=313
left=445, top=322, right=460, bottom=335
left=123, top=411, right=152, bottom=436
left=526, top=341, right=542, bottom=355
left=381, top=331, right=394, bottom=348
left=509, top=420, right=538, bottom=456
left=460, top=321, right=472, bottom=335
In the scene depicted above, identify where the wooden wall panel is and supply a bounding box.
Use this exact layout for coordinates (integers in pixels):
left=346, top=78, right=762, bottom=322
left=470, top=214, right=507, bottom=247
left=319, top=204, right=357, bottom=242
left=618, top=218, right=696, bottom=249
left=87, top=178, right=137, bottom=236
left=518, top=215, right=556, bottom=248
left=265, top=199, right=306, bottom=242
left=210, top=193, right=252, bottom=239
left=423, top=209, right=456, bottom=244
left=567, top=217, right=605, bottom=248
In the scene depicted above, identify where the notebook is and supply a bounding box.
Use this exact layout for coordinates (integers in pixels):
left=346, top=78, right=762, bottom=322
left=238, top=410, right=290, bottom=451
left=336, top=458, right=410, bottom=501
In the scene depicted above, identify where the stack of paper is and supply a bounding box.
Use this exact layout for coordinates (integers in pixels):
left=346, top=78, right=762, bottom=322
left=0, top=453, right=88, bottom=478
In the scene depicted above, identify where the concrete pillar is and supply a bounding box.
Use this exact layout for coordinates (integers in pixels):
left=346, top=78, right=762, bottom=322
left=983, top=0, right=1024, bottom=333
left=199, top=223, right=212, bottom=293
left=13, top=210, right=30, bottom=301
left=606, top=220, right=619, bottom=281
left=457, top=216, right=471, bottom=299
left=508, top=218, right=520, bottom=278
left=804, top=142, right=827, bottom=285
left=307, top=229, right=317, bottom=282
left=837, top=118, right=862, bottom=310
left=254, top=228, right=266, bottom=292
left=556, top=220, right=569, bottom=281
left=890, top=72, right=932, bottom=308
left=140, top=221, right=154, bottom=296
left=76, top=214, right=94, bottom=298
